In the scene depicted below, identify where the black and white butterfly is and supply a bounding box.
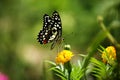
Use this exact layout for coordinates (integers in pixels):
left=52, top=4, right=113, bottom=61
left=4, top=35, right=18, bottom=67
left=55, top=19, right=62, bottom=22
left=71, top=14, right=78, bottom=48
left=37, top=11, right=63, bottom=50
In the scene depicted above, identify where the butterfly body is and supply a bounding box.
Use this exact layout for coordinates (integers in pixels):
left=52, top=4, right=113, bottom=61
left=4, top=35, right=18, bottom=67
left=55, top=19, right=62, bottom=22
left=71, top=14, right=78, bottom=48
left=37, top=11, right=62, bottom=49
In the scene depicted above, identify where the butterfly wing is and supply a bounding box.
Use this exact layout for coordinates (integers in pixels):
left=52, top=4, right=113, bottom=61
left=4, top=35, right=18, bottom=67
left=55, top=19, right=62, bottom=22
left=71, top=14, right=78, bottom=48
left=50, top=11, right=62, bottom=49
left=37, top=14, right=53, bottom=44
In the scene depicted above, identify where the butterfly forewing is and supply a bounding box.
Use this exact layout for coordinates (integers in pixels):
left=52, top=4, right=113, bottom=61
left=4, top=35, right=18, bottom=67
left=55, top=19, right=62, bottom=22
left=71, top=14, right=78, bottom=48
left=50, top=11, right=62, bottom=49
left=37, top=11, right=62, bottom=49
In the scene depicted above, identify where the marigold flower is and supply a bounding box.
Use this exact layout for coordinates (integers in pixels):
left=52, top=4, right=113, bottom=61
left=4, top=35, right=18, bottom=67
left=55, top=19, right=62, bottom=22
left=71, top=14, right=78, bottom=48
left=56, top=50, right=73, bottom=64
left=101, top=46, right=116, bottom=64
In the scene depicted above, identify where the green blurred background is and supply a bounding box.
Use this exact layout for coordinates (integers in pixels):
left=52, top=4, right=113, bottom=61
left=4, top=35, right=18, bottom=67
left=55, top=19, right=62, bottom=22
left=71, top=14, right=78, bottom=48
left=0, top=0, right=120, bottom=80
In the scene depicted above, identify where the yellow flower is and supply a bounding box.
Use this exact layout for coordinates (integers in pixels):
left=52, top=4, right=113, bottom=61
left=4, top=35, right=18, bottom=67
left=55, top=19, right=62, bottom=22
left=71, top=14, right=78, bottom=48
left=56, top=50, right=73, bottom=64
left=101, top=46, right=116, bottom=64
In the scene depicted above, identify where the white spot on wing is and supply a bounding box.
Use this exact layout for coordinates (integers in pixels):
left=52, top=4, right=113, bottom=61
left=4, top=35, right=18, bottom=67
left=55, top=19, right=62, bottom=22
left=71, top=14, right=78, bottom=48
left=58, top=18, right=60, bottom=21
left=43, top=35, right=45, bottom=38
left=55, top=17, right=57, bottom=20
left=43, top=38, right=45, bottom=40
left=48, top=19, right=51, bottom=22
left=45, top=32, right=48, bottom=35
left=56, top=24, right=59, bottom=27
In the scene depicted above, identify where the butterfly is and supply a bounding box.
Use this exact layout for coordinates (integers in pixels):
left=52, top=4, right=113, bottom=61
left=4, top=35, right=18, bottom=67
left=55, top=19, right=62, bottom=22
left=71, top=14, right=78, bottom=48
left=37, top=11, right=63, bottom=50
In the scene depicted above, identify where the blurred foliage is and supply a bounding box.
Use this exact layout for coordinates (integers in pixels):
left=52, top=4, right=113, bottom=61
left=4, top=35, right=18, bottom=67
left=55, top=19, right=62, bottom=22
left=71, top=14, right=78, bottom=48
left=0, top=0, right=120, bottom=80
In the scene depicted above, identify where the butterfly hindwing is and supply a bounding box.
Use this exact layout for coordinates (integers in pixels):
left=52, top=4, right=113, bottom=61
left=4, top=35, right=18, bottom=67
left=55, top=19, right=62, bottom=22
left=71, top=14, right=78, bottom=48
left=37, top=14, right=52, bottom=44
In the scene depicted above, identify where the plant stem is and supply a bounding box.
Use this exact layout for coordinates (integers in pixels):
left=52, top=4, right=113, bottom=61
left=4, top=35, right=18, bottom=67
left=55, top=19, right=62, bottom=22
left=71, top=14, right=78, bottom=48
left=64, top=61, right=71, bottom=80
left=99, top=18, right=120, bottom=48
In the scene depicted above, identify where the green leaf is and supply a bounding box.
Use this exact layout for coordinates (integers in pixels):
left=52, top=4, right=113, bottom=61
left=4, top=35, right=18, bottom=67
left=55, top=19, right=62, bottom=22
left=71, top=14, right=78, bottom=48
left=52, top=68, right=66, bottom=78
left=89, top=58, right=114, bottom=80
left=70, top=65, right=84, bottom=80
left=55, top=73, right=67, bottom=80
left=45, top=60, right=56, bottom=66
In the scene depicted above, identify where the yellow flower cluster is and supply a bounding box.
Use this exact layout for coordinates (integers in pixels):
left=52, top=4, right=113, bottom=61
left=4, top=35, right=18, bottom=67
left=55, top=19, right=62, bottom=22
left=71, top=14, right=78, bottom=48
left=56, top=50, right=73, bottom=64
left=102, top=46, right=116, bottom=64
